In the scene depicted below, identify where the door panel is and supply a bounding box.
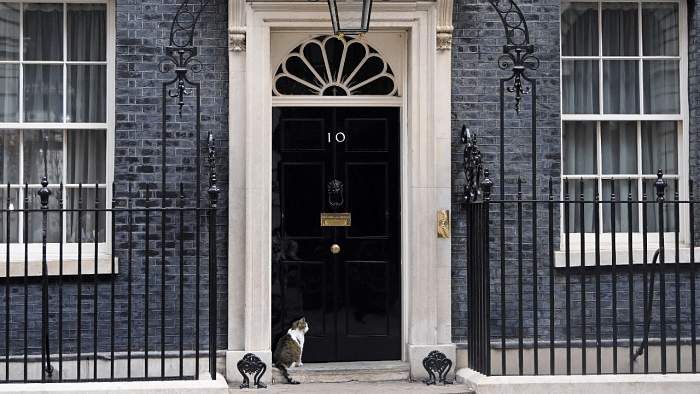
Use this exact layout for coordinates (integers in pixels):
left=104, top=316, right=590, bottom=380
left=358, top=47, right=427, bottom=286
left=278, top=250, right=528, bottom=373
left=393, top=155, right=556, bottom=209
left=346, top=163, right=388, bottom=238
left=280, top=163, right=325, bottom=237
left=272, top=107, right=400, bottom=362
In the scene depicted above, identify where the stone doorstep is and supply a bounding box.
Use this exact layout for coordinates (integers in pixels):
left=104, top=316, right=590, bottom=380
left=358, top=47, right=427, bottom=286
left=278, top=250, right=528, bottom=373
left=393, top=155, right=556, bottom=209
left=269, top=361, right=411, bottom=384
left=0, top=373, right=229, bottom=394
left=457, top=367, right=700, bottom=394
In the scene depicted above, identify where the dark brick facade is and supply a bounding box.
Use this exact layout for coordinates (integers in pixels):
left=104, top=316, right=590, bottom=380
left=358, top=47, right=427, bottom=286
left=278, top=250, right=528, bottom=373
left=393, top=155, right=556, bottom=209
left=690, top=0, right=700, bottom=242
left=113, top=0, right=229, bottom=351
left=451, top=0, right=700, bottom=347
left=450, top=0, right=562, bottom=343
left=0, top=0, right=229, bottom=358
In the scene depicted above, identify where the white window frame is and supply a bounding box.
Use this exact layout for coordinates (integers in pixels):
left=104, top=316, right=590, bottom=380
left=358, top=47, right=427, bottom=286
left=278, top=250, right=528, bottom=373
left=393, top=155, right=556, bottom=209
left=0, top=0, right=115, bottom=276
left=558, top=0, right=694, bottom=266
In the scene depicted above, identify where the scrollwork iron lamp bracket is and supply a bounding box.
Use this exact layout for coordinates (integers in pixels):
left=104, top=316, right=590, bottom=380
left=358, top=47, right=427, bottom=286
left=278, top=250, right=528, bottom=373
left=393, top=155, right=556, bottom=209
left=486, top=0, right=540, bottom=114
left=159, top=0, right=211, bottom=117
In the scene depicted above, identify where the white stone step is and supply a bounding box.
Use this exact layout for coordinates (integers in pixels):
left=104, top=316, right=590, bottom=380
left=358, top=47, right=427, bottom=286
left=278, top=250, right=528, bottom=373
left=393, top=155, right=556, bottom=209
left=269, top=360, right=410, bottom=384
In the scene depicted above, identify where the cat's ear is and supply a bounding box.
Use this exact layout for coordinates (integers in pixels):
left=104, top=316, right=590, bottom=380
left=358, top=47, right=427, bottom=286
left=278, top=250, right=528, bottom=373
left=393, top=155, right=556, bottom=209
left=301, top=317, right=305, bottom=323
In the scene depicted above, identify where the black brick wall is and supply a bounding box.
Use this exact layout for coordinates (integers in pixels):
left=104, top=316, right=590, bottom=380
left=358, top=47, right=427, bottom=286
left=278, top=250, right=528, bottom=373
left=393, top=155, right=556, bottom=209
left=451, top=0, right=562, bottom=344
left=690, top=0, right=700, bottom=241
left=113, top=0, right=229, bottom=352
left=452, top=0, right=700, bottom=346
left=0, top=0, right=229, bottom=358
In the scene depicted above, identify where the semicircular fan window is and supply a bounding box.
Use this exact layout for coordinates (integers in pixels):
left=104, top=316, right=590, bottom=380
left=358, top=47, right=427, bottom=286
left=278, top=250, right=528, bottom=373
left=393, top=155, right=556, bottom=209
left=273, top=36, right=398, bottom=96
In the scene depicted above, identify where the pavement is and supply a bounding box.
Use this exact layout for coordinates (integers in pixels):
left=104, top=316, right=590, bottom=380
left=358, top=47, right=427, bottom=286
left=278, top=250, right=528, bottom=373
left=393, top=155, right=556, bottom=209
left=229, top=380, right=475, bottom=393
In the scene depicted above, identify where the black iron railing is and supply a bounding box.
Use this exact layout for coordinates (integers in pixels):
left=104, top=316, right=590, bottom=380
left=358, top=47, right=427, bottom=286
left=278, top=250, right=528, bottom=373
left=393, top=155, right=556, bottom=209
left=0, top=0, right=222, bottom=382
left=463, top=168, right=699, bottom=376
left=0, top=171, right=219, bottom=383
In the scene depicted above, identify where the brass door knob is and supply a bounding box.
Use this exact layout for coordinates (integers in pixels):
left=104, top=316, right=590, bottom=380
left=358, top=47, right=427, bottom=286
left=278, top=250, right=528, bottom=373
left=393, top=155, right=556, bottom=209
left=330, top=244, right=340, bottom=254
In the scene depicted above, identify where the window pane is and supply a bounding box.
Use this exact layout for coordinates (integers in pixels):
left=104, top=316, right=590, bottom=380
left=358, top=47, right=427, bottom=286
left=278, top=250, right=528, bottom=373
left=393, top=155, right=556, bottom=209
left=66, top=187, right=106, bottom=243
left=67, top=3, right=106, bottom=61
left=0, top=130, right=19, bottom=184
left=643, top=60, right=679, bottom=114
left=602, top=179, right=639, bottom=232
left=562, top=121, right=597, bottom=175
left=23, top=3, right=63, bottom=61
left=562, top=60, right=599, bottom=114
left=644, top=178, right=676, bottom=232
left=642, top=3, right=679, bottom=56
left=26, top=188, right=61, bottom=243
left=0, top=64, right=19, bottom=122
left=601, top=121, right=637, bottom=175
left=564, top=178, right=596, bottom=233
left=0, top=187, right=19, bottom=242
left=641, top=121, right=677, bottom=175
left=0, top=3, right=20, bottom=61
left=67, top=130, right=106, bottom=184
left=23, top=130, right=63, bottom=184
left=602, top=3, right=638, bottom=56
left=603, top=60, right=639, bottom=114
left=24, top=64, right=63, bottom=122
left=561, top=2, right=599, bottom=56
left=68, top=65, right=106, bottom=122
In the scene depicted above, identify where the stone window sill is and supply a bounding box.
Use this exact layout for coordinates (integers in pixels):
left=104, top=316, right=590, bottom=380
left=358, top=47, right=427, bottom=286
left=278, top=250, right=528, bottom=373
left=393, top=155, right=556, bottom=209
left=554, top=244, right=700, bottom=268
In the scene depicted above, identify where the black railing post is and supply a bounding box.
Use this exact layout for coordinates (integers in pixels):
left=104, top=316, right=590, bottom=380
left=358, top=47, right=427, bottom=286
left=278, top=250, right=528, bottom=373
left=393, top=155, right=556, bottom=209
left=58, top=182, right=64, bottom=382
left=564, top=180, right=571, bottom=375
left=548, top=177, right=555, bottom=374
left=207, top=133, right=221, bottom=381
left=39, top=177, right=53, bottom=381
left=481, top=170, right=493, bottom=376
left=517, top=178, right=523, bottom=375
left=4, top=183, right=10, bottom=382
left=627, top=178, right=634, bottom=374
left=690, top=179, right=697, bottom=373
left=673, top=179, right=681, bottom=372
left=93, top=182, right=99, bottom=380
left=654, top=169, right=667, bottom=374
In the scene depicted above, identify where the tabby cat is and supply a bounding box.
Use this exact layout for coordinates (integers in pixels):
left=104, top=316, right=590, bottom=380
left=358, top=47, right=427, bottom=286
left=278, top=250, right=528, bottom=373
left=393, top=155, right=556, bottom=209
left=273, top=317, right=309, bottom=384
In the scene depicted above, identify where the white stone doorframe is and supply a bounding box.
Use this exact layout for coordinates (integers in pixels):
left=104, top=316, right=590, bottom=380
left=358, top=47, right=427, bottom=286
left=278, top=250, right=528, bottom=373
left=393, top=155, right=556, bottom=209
left=225, top=1, right=453, bottom=382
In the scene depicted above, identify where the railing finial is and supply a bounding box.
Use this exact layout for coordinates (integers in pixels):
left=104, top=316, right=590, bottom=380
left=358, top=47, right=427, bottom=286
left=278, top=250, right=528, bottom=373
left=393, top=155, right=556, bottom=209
left=654, top=169, right=667, bottom=202
left=462, top=125, right=484, bottom=202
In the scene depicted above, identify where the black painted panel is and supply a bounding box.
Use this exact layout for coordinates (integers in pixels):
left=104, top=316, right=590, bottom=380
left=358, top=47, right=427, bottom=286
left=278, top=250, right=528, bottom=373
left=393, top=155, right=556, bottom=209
left=346, top=163, right=388, bottom=238
left=281, top=162, right=324, bottom=238
left=346, top=261, right=390, bottom=336
left=344, top=118, right=388, bottom=152
left=281, top=118, right=325, bottom=151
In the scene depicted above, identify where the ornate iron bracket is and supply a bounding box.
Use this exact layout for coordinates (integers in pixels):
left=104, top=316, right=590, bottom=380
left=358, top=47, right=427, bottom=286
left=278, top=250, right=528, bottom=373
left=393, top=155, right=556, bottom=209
left=486, top=0, right=540, bottom=114
left=462, top=125, right=484, bottom=203
left=159, top=0, right=211, bottom=116
left=208, top=133, right=221, bottom=206
left=422, top=350, right=453, bottom=385
left=237, top=353, right=268, bottom=389
left=328, top=180, right=344, bottom=211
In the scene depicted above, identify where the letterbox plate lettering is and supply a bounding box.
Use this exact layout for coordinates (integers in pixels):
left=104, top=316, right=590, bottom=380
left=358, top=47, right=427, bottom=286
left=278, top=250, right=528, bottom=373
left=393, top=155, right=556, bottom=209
left=321, top=213, right=351, bottom=227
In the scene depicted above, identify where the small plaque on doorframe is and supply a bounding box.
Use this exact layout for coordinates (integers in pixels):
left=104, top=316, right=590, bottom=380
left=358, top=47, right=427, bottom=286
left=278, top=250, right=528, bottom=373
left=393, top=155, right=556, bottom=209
left=437, top=210, right=450, bottom=238
left=321, top=213, right=351, bottom=227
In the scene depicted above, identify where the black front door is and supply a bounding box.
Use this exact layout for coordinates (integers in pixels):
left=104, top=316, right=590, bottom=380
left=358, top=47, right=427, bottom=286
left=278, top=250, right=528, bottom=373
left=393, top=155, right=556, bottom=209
left=271, top=107, right=401, bottom=362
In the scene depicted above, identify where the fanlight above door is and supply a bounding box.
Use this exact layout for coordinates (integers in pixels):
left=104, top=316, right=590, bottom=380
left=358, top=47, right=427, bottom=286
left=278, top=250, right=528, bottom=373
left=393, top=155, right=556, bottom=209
left=273, top=36, right=398, bottom=96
